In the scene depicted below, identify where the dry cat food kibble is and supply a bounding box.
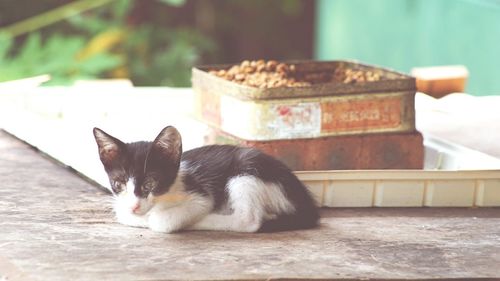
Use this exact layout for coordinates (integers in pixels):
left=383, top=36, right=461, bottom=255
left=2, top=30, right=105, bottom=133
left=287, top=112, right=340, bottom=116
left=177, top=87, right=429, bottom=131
left=209, top=60, right=310, bottom=88
left=333, top=68, right=382, bottom=83
left=208, top=60, right=383, bottom=88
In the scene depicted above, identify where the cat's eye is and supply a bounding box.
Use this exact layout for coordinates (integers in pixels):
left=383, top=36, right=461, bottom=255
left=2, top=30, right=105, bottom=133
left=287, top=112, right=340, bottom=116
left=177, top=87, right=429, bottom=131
left=142, top=181, right=156, bottom=193
left=112, top=181, right=125, bottom=193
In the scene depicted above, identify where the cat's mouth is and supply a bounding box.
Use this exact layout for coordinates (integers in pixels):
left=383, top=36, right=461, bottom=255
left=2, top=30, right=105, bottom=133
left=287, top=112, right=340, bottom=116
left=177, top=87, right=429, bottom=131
left=133, top=208, right=149, bottom=216
left=114, top=196, right=154, bottom=216
left=133, top=201, right=154, bottom=216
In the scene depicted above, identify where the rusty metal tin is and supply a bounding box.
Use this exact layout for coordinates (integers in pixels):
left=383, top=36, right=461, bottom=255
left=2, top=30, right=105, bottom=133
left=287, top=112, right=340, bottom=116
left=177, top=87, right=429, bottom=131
left=192, top=60, right=416, bottom=141
left=206, top=128, right=424, bottom=171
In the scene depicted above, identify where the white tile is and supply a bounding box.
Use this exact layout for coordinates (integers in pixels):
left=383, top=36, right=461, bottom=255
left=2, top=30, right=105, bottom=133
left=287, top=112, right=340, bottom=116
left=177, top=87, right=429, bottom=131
left=424, top=180, right=475, bottom=207
left=374, top=181, right=424, bottom=207
left=476, top=179, right=500, bottom=206
left=324, top=181, right=374, bottom=207
left=305, top=181, right=325, bottom=207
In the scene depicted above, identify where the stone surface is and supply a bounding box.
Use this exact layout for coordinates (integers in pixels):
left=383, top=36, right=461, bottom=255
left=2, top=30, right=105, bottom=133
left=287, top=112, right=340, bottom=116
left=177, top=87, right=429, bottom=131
left=1, top=130, right=500, bottom=281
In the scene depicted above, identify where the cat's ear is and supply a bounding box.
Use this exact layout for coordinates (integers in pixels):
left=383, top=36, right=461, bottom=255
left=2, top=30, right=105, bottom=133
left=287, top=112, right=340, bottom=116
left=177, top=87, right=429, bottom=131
left=93, top=127, right=125, bottom=167
left=151, top=126, right=182, bottom=164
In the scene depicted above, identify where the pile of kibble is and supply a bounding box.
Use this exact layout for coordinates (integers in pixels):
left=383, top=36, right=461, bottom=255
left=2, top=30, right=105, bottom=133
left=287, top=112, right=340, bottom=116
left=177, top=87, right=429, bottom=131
left=333, top=68, right=382, bottom=83
left=209, top=60, right=382, bottom=88
left=209, top=60, right=310, bottom=88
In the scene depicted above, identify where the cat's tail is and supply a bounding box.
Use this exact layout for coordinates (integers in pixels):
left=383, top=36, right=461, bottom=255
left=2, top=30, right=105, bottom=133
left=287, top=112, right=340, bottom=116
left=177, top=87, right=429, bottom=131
left=258, top=179, right=320, bottom=233
left=258, top=208, right=320, bottom=233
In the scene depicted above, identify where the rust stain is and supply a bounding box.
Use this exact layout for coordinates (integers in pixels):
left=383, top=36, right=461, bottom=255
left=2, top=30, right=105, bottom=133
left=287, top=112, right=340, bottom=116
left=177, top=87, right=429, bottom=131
left=321, top=97, right=402, bottom=133
left=207, top=129, right=424, bottom=171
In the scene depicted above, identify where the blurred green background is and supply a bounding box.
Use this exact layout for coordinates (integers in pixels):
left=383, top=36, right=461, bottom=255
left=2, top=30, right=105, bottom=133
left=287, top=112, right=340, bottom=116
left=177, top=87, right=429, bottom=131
left=1, top=0, right=499, bottom=95
left=0, top=0, right=314, bottom=86
left=316, top=0, right=500, bottom=96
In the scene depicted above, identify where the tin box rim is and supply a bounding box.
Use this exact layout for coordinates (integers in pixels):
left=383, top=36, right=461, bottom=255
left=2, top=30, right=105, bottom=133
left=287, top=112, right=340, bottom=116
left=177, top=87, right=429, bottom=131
left=192, top=60, right=417, bottom=101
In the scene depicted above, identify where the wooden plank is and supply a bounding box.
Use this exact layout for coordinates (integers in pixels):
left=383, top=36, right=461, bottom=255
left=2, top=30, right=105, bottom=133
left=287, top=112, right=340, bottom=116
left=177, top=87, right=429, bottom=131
left=0, top=256, right=34, bottom=281
left=1, top=130, right=500, bottom=281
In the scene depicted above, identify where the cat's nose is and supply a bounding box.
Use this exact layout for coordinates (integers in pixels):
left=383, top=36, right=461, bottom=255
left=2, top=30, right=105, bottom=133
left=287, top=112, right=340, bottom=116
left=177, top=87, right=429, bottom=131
left=132, top=203, right=141, bottom=214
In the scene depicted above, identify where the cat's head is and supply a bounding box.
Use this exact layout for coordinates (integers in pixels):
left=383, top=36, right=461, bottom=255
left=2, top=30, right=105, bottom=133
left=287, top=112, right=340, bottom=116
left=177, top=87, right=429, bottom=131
left=93, top=126, right=182, bottom=215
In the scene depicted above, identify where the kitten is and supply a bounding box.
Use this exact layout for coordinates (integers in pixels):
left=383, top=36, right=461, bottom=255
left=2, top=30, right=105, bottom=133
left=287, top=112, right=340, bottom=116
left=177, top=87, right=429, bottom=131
left=93, top=126, right=319, bottom=233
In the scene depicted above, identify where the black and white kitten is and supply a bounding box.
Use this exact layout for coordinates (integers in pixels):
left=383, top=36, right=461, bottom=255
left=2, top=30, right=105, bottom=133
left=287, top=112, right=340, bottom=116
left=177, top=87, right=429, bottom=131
left=93, top=126, right=319, bottom=233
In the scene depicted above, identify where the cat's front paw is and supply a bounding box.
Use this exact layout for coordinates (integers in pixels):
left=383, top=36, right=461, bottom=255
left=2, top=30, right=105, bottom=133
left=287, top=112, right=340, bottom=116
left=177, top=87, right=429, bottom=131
left=148, top=211, right=180, bottom=233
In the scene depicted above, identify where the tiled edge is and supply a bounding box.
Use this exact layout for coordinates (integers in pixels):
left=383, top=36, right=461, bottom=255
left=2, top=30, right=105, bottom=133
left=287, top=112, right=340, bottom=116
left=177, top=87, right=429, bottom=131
left=424, top=180, right=475, bottom=207
left=305, top=181, right=325, bottom=207
left=374, top=181, right=425, bottom=207
left=323, top=180, right=374, bottom=207
left=299, top=170, right=500, bottom=207
left=476, top=179, right=500, bottom=206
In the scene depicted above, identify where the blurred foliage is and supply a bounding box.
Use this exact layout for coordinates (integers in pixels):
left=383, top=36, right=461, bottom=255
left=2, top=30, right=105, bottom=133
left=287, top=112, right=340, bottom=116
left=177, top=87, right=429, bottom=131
left=0, top=0, right=215, bottom=86
left=0, top=32, right=121, bottom=85
left=66, top=0, right=216, bottom=86
left=0, top=0, right=311, bottom=87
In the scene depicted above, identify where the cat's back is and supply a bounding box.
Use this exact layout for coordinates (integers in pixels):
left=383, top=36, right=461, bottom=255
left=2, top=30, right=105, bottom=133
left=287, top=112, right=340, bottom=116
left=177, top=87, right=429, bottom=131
left=180, top=144, right=300, bottom=189
left=181, top=144, right=265, bottom=175
left=181, top=144, right=240, bottom=169
left=179, top=145, right=260, bottom=206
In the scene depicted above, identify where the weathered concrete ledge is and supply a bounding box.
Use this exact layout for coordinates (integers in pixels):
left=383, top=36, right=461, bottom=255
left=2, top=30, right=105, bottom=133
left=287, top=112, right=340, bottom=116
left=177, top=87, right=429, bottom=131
left=1, top=130, right=499, bottom=281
